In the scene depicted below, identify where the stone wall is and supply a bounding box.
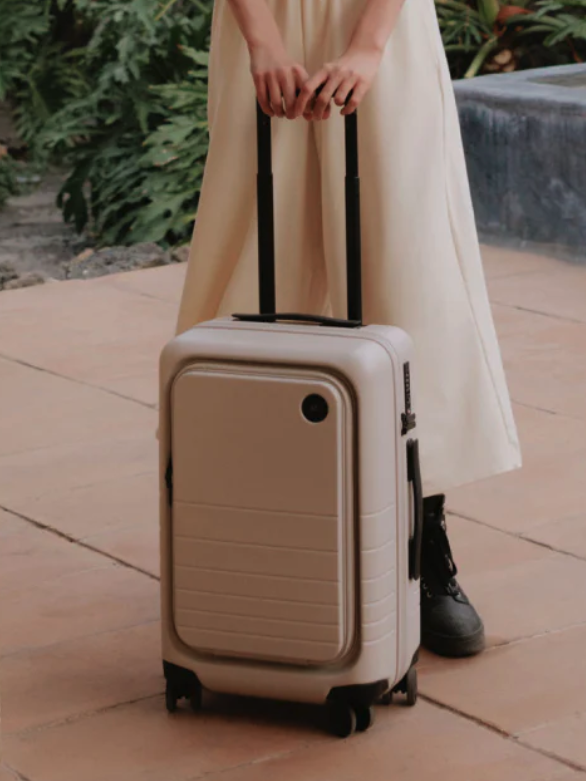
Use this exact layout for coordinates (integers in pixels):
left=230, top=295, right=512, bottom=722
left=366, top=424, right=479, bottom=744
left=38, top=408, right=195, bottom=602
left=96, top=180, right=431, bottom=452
left=454, top=64, right=586, bottom=260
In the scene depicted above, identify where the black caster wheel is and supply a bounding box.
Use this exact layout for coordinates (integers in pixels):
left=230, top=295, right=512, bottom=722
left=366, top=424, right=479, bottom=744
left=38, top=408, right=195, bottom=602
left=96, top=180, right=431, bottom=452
left=355, top=705, right=375, bottom=732
left=165, top=682, right=178, bottom=713
left=406, top=666, right=418, bottom=707
left=379, top=690, right=393, bottom=706
left=189, top=681, right=203, bottom=713
left=327, top=701, right=357, bottom=738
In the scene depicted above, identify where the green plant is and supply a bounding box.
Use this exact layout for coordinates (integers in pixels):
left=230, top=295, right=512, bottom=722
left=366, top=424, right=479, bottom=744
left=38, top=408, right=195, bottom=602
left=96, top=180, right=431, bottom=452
left=437, top=0, right=586, bottom=77
left=37, top=0, right=213, bottom=245
left=0, top=1, right=89, bottom=150
left=511, top=0, right=586, bottom=56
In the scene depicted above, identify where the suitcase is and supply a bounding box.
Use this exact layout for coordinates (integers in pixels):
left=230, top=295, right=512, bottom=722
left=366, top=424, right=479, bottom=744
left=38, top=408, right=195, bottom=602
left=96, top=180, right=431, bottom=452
left=159, top=101, right=423, bottom=738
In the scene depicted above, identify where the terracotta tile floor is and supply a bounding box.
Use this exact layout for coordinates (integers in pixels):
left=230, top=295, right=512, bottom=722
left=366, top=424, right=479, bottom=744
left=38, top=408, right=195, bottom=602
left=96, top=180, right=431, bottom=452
left=1, top=248, right=586, bottom=780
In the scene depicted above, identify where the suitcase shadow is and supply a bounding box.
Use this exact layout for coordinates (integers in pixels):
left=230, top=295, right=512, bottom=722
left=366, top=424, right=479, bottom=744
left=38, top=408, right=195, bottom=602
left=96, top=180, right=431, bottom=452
left=170, top=690, right=326, bottom=734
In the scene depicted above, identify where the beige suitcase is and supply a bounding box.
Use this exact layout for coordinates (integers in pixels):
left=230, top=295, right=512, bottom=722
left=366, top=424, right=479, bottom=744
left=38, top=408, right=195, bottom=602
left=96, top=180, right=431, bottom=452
left=159, top=104, right=423, bottom=737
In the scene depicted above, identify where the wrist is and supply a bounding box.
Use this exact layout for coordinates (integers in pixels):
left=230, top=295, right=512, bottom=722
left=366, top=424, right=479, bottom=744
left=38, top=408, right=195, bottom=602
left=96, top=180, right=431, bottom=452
left=347, top=38, right=386, bottom=59
left=246, top=24, right=285, bottom=56
left=348, top=28, right=388, bottom=57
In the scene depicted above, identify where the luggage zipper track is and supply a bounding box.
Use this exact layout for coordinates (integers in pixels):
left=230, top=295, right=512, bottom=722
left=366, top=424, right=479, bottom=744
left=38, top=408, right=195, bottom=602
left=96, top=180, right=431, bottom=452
left=401, top=362, right=417, bottom=436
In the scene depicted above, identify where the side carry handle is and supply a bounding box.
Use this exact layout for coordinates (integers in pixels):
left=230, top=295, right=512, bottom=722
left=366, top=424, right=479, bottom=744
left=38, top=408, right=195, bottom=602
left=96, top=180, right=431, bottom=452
left=233, top=97, right=363, bottom=328
left=407, top=439, right=423, bottom=581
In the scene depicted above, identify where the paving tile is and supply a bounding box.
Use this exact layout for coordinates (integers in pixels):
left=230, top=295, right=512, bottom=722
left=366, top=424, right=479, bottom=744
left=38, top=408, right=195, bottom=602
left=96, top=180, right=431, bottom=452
left=492, top=305, right=586, bottom=420
left=0, top=509, right=30, bottom=538
left=523, top=514, right=586, bottom=560
left=419, top=624, right=586, bottom=736
left=448, top=403, right=586, bottom=534
left=0, top=622, right=161, bottom=734
left=521, top=711, right=586, bottom=769
left=443, top=517, right=586, bottom=646
left=1, top=562, right=159, bottom=656
left=0, top=357, right=155, bottom=458
left=3, top=687, right=324, bottom=781
left=0, top=279, right=175, bottom=397
left=482, top=244, right=560, bottom=280
left=489, top=262, right=586, bottom=324
left=447, top=514, right=553, bottom=573
left=0, top=428, right=156, bottom=512
left=450, top=450, right=586, bottom=535
left=197, top=701, right=573, bottom=781
left=97, top=263, right=187, bottom=304
left=0, top=519, right=106, bottom=595
left=15, top=471, right=157, bottom=541
left=100, top=370, right=159, bottom=407
left=84, top=523, right=160, bottom=577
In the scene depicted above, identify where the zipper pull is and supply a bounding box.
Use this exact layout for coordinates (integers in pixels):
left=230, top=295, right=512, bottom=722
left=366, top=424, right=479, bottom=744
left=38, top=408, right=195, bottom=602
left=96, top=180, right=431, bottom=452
left=401, top=362, right=417, bottom=436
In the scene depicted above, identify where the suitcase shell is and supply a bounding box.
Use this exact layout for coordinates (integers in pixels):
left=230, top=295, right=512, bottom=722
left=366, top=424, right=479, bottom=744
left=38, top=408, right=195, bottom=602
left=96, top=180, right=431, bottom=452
left=159, top=316, right=421, bottom=706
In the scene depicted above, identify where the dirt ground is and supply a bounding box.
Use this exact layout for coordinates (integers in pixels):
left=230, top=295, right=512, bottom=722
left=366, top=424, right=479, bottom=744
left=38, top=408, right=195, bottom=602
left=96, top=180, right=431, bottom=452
left=0, top=169, right=188, bottom=292
left=1, top=102, right=187, bottom=291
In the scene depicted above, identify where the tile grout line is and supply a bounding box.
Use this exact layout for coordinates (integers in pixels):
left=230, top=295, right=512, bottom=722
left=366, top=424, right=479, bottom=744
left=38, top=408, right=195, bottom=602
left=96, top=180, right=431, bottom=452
left=0, top=503, right=160, bottom=582
left=8, top=693, right=163, bottom=739
left=419, top=694, right=586, bottom=774
left=3, top=764, right=33, bottom=781
left=0, top=350, right=157, bottom=411
left=449, top=510, right=586, bottom=564
left=491, top=299, right=586, bottom=326
left=1, top=617, right=160, bottom=661
left=98, top=277, right=181, bottom=304
left=508, top=396, right=583, bottom=423
left=510, top=399, right=559, bottom=417
left=517, top=712, right=586, bottom=739
left=473, top=619, right=586, bottom=658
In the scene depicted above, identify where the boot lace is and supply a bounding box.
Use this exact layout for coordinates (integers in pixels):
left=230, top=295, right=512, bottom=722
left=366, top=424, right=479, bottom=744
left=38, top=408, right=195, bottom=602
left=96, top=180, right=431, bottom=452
left=422, top=516, right=461, bottom=598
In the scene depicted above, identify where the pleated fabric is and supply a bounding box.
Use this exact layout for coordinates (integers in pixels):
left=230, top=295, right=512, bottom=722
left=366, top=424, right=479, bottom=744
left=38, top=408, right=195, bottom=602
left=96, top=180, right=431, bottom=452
left=175, top=0, right=522, bottom=495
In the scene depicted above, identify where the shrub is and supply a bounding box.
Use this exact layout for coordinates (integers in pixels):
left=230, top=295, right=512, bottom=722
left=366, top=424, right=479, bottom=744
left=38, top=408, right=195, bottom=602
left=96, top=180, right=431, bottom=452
left=437, top=0, right=586, bottom=78
left=1, top=0, right=212, bottom=246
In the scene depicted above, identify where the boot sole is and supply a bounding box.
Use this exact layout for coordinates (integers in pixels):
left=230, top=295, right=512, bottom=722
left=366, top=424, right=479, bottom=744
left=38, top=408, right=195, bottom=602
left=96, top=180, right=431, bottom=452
left=422, top=625, right=486, bottom=658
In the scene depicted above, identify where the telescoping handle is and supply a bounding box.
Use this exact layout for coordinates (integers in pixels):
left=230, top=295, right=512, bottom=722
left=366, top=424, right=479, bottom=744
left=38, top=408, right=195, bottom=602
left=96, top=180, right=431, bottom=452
left=233, top=99, right=363, bottom=329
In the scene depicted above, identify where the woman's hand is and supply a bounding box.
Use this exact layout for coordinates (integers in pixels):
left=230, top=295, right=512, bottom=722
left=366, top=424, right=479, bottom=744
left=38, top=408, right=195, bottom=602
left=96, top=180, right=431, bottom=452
left=250, top=40, right=309, bottom=119
left=294, top=45, right=383, bottom=120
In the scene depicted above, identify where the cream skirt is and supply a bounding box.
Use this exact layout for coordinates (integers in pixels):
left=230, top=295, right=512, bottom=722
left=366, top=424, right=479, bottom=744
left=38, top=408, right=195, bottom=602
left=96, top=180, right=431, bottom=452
left=174, top=0, right=522, bottom=495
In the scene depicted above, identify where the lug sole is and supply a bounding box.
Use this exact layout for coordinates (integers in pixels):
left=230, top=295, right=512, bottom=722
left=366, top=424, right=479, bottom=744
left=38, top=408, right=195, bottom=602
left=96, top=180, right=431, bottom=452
left=421, top=625, right=486, bottom=658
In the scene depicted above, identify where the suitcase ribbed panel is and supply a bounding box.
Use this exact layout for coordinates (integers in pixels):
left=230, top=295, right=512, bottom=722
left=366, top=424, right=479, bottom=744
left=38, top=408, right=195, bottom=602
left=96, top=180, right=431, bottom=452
left=171, top=365, right=355, bottom=666
left=361, top=506, right=397, bottom=644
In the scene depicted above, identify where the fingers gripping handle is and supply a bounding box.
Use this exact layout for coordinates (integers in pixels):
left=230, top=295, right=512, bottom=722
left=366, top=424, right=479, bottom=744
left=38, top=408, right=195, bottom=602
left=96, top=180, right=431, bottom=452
left=254, top=101, right=363, bottom=326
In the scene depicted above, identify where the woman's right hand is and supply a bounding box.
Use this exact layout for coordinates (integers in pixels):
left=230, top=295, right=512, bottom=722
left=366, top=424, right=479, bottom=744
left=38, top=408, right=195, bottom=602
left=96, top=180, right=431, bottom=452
left=250, top=40, right=309, bottom=119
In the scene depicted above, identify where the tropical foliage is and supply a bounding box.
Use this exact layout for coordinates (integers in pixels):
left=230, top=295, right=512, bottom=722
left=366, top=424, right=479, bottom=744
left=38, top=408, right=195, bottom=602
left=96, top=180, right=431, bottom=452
left=0, top=0, right=212, bottom=245
left=438, top=0, right=586, bottom=78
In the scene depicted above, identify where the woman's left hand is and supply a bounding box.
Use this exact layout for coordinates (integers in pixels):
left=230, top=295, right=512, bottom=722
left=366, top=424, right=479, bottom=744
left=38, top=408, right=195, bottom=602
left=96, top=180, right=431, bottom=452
left=294, top=46, right=383, bottom=120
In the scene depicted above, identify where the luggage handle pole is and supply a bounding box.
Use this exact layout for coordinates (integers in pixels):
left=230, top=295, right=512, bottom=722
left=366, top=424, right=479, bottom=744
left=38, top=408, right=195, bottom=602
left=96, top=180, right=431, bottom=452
left=254, top=99, right=363, bottom=326
left=257, top=102, right=277, bottom=315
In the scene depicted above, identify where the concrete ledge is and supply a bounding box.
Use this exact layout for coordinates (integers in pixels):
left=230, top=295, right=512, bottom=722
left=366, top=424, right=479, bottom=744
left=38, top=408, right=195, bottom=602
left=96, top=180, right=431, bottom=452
left=454, top=64, right=586, bottom=259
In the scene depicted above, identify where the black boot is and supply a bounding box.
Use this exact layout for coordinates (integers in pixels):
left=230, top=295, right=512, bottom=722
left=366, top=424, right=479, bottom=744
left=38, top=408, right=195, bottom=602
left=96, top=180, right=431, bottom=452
left=420, top=495, right=485, bottom=657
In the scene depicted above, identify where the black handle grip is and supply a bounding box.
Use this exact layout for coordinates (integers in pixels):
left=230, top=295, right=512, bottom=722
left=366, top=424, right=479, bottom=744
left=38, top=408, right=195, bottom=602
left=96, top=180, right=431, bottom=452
left=254, top=97, right=362, bottom=325
left=231, top=312, right=361, bottom=328
left=407, top=439, right=424, bottom=581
